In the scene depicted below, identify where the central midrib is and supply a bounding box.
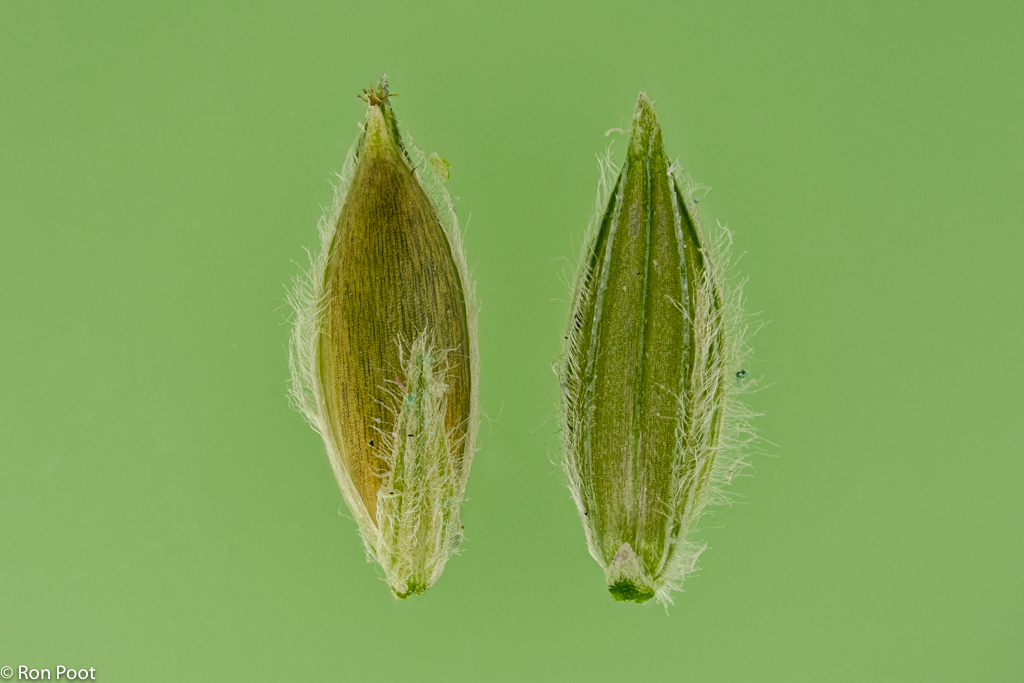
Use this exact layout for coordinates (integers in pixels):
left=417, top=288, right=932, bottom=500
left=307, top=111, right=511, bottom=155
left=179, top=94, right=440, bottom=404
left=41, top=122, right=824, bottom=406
left=629, top=149, right=656, bottom=543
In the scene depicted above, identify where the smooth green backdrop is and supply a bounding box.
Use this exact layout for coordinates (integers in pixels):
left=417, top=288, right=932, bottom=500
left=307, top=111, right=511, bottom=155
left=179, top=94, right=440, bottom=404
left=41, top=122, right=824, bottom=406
left=2, top=1, right=1021, bottom=681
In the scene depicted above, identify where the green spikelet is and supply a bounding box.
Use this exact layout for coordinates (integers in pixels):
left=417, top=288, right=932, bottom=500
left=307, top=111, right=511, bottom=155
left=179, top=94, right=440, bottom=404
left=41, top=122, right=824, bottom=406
left=560, top=93, right=754, bottom=605
left=288, top=76, right=479, bottom=598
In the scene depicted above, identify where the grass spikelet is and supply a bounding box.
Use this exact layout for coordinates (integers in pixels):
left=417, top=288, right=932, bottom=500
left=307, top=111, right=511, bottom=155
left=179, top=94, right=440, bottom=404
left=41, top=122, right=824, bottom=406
left=560, top=92, right=757, bottom=605
left=287, top=76, right=479, bottom=598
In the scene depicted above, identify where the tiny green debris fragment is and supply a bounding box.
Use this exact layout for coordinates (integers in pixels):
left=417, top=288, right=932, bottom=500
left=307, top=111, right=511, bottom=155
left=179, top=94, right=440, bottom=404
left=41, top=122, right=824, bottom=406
left=428, top=152, right=450, bottom=181
left=288, top=76, right=479, bottom=598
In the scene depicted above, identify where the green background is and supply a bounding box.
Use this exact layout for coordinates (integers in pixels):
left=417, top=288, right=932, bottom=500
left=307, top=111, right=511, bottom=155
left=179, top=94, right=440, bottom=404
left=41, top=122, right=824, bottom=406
left=2, top=1, right=1021, bottom=680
